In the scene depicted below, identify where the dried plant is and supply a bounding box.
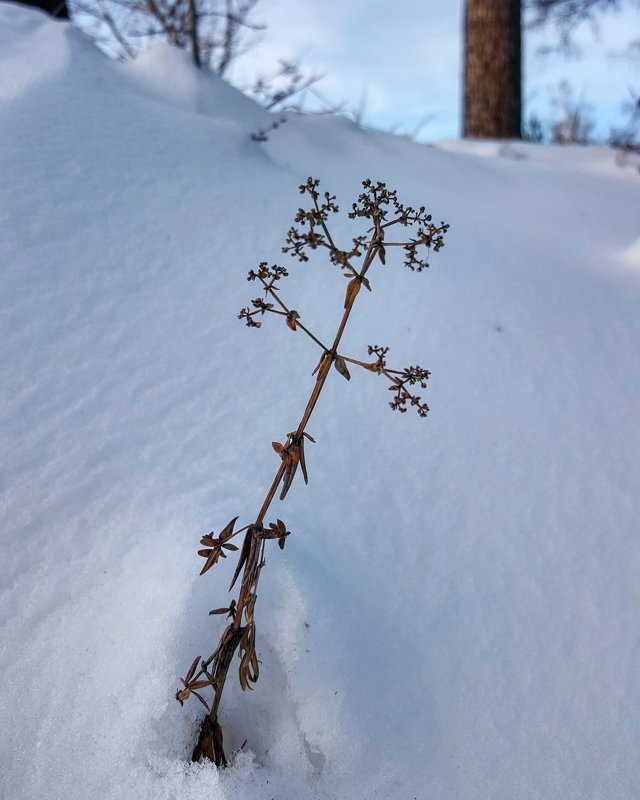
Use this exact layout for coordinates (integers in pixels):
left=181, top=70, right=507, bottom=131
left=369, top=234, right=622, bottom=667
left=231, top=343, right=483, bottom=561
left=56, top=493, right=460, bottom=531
left=250, top=60, right=323, bottom=112
left=250, top=116, right=287, bottom=143
left=549, top=81, right=595, bottom=145
left=70, top=0, right=264, bottom=71
left=610, top=89, right=640, bottom=171
left=177, top=177, right=449, bottom=766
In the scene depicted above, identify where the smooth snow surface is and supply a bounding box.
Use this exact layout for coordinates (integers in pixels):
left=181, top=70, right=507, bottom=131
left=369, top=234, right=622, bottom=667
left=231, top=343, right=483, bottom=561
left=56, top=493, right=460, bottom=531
left=1, top=6, right=639, bottom=799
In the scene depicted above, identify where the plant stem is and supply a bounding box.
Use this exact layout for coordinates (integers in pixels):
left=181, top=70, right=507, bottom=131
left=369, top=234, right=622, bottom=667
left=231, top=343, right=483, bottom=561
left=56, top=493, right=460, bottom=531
left=261, top=280, right=330, bottom=352
left=193, top=233, right=379, bottom=761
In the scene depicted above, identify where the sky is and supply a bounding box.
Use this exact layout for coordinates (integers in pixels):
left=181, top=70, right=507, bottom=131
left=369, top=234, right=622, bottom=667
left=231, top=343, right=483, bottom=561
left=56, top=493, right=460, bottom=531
left=226, top=0, right=640, bottom=142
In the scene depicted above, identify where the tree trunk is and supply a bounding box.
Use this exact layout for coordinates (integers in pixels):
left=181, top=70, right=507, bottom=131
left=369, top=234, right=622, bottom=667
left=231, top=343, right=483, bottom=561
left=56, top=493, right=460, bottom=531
left=464, top=0, right=522, bottom=139
left=15, top=0, right=69, bottom=18
left=188, top=0, right=201, bottom=68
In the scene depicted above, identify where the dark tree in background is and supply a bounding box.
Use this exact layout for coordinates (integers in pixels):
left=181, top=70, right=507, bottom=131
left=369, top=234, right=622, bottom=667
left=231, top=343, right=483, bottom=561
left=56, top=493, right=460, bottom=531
left=464, top=0, right=522, bottom=139
left=15, top=0, right=69, bottom=17
left=463, top=0, right=639, bottom=140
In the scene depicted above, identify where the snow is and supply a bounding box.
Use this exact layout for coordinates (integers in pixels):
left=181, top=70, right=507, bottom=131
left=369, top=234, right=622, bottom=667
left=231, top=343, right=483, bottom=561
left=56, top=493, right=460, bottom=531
left=1, top=5, right=639, bottom=799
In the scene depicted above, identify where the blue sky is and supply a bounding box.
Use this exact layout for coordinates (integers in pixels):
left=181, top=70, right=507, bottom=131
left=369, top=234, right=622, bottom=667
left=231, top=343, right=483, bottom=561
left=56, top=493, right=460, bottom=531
left=228, top=0, right=640, bottom=142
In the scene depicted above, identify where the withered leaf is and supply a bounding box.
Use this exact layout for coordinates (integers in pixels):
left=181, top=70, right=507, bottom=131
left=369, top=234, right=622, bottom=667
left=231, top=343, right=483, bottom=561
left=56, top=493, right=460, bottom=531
left=188, top=680, right=212, bottom=691
left=303, top=431, right=316, bottom=443
left=285, top=310, right=300, bottom=331
left=334, top=357, right=351, bottom=381
left=212, top=719, right=226, bottom=767
left=299, top=436, right=308, bottom=484
left=184, top=655, right=201, bottom=686
left=191, top=691, right=210, bottom=711
left=311, top=352, right=328, bottom=377
left=177, top=685, right=188, bottom=699
left=272, top=441, right=284, bottom=454
left=192, top=716, right=226, bottom=765
left=378, top=244, right=386, bottom=264
left=238, top=624, right=259, bottom=691
left=279, top=455, right=299, bottom=500
left=209, top=607, right=230, bottom=615
left=344, top=277, right=361, bottom=308
left=222, top=542, right=239, bottom=551
left=176, top=687, right=190, bottom=706
left=198, top=548, right=220, bottom=575
left=219, top=516, right=239, bottom=542
left=228, top=528, right=252, bottom=591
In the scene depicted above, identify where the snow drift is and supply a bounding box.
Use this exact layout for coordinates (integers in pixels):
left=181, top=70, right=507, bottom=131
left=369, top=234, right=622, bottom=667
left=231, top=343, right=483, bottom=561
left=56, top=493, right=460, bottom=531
left=1, top=5, right=639, bottom=799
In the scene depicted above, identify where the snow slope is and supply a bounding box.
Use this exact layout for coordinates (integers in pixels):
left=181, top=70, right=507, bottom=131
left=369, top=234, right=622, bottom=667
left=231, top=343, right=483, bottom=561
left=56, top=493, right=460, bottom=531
left=1, top=5, right=639, bottom=799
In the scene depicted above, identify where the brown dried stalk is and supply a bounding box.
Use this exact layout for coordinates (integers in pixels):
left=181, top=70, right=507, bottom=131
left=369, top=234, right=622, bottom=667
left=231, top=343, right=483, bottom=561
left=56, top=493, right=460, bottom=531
left=178, top=177, right=449, bottom=766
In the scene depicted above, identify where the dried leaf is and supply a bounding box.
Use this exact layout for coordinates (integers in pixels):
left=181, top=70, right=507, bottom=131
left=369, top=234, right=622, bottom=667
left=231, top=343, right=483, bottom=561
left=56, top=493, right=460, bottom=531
left=191, top=691, right=210, bottom=711
left=219, top=516, right=239, bottom=542
left=279, top=443, right=300, bottom=500
left=188, top=680, right=212, bottom=691
left=238, top=624, right=259, bottom=691
left=286, top=310, right=300, bottom=331
left=311, top=352, right=327, bottom=377
left=199, top=548, right=220, bottom=575
left=192, top=716, right=226, bottom=766
left=279, top=457, right=299, bottom=500
left=209, top=607, right=230, bottom=615
left=184, top=655, right=201, bottom=685
left=344, top=277, right=361, bottom=308
left=334, top=356, right=351, bottom=381
left=378, top=244, right=386, bottom=264
left=228, top=527, right=253, bottom=591
left=303, top=432, right=316, bottom=443
left=299, top=436, right=308, bottom=484
left=212, top=719, right=226, bottom=767
left=176, top=687, right=190, bottom=705
left=272, top=441, right=284, bottom=454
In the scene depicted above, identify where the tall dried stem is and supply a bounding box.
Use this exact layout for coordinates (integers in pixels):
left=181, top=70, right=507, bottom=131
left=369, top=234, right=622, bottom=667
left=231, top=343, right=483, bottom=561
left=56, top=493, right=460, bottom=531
left=177, top=178, right=449, bottom=765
